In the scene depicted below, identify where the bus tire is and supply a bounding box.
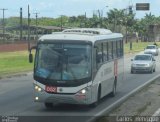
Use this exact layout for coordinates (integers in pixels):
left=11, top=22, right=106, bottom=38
left=44, top=102, right=53, bottom=109
left=110, top=78, right=117, bottom=97
left=131, top=70, right=133, bottom=74
left=153, top=68, right=155, bottom=72
left=149, top=68, right=153, bottom=74
left=90, top=85, right=101, bottom=107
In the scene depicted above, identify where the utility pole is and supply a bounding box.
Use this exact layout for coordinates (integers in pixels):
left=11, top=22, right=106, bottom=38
left=84, top=12, right=86, bottom=27
left=125, top=19, right=128, bottom=44
left=0, top=8, right=8, bottom=41
left=28, top=5, right=31, bottom=52
left=129, top=5, right=133, bottom=50
left=61, top=15, right=62, bottom=31
left=33, top=12, right=39, bottom=40
left=20, top=8, right=23, bottom=41
left=97, top=10, right=101, bottom=27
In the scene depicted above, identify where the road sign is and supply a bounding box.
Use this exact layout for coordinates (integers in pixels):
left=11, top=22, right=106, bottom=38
left=136, top=3, right=150, bottom=10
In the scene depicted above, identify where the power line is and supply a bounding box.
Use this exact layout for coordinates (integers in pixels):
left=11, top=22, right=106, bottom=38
left=0, top=8, right=8, bottom=41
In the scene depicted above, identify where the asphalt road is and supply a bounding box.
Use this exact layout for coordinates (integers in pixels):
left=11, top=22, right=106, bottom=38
left=0, top=52, right=160, bottom=122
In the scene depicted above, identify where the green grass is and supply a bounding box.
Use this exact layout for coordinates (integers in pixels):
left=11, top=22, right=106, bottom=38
left=0, top=41, right=159, bottom=77
left=124, top=41, right=160, bottom=54
left=0, top=51, right=34, bottom=78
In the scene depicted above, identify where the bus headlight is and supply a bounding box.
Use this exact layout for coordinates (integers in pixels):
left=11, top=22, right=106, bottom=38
left=77, top=87, right=90, bottom=95
left=75, top=88, right=87, bottom=100
left=80, top=89, right=86, bottom=94
left=34, top=85, right=42, bottom=92
left=35, top=86, right=38, bottom=90
left=38, top=87, right=42, bottom=92
left=35, top=97, right=39, bottom=101
left=75, top=87, right=91, bottom=100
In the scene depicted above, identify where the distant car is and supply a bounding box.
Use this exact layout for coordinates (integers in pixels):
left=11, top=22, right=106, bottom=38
left=144, top=45, right=159, bottom=56
left=131, top=54, right=156, bottom=74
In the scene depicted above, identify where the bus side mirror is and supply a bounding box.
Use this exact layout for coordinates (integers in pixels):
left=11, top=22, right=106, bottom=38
left=28, top=46, right=37, bottom=63
left=29, top=53, right=33, bottom=63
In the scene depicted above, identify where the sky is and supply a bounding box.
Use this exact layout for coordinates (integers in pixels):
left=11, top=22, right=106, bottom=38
left=0, top=0, right=159, bottom=19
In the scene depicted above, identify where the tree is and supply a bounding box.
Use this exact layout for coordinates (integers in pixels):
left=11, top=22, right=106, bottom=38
left=133, top=13, right=156, bottom=41
left=107, top=8, right=127, bottom=32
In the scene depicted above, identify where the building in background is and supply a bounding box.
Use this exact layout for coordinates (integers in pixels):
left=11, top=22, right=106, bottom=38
left=148, top=24, right=160, bottom=42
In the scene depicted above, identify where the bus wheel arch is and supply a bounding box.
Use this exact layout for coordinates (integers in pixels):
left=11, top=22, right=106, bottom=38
left=90, top=83, right=101, bottom=107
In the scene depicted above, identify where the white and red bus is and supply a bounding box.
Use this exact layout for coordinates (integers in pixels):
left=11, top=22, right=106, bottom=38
left=29, top=28, right=124, bottom=108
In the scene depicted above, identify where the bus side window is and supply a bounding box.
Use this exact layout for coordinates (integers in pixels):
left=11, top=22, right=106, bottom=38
left=95, top=43, right=103, bottom=66
left=108, top=41, right=112, bottom=60
left=120, top=40, right=124, bottom=56
left=113, top=41, right=117, bottom=59
left=103, top=42, right=108, bottom=62
left=117, top=41, right=121, bottom=57
left=116, top=41, right=118, bottom=57
left=96, top=54, right=102, bottom=64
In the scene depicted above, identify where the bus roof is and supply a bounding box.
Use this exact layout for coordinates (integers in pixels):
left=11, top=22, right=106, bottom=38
left=39, top=28, right=123, bottom=43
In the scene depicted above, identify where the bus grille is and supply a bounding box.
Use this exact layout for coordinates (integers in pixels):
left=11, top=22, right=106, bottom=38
left=46, top=96, right=77, bottom=104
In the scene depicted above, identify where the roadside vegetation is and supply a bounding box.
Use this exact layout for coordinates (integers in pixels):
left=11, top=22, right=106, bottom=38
left=124, top=41, right=160, bottom=53
left=0, top=51, right=33, bottom=78
left=0, top=41, right=159, bottom=77
left=1, top=8, right=159, bottom=78
left=3, top=8, right=160, bottom=42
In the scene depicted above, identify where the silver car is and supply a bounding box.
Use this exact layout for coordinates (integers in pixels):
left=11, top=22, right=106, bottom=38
left=131, top=54, right=156, bottom=74
left=144, top=45, right=159, bottom=56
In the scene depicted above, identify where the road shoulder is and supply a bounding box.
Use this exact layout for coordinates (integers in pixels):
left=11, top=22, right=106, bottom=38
left=97, top=77, right=160, bottom=122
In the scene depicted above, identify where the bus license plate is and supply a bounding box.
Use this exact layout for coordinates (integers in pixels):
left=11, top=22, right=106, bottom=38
left=45, top=86, right=57, bottom=93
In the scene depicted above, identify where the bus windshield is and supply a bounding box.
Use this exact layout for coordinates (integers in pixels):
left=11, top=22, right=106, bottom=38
left=34, top=43, right=92, bottom=84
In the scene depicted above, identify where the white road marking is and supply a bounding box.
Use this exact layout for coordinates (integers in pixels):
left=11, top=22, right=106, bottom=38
left=151, top=108, right=160, bottom=122
left=152, top=108, right=160, bottom=116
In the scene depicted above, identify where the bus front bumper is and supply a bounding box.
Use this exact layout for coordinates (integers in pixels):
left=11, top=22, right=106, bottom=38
left=34, top=86, right=92, bottom=105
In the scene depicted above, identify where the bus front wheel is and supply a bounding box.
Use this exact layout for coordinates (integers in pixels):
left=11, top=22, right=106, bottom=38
left=90, top=85, right=101, bottom=107
left=44, top=102, right=53, bottom=109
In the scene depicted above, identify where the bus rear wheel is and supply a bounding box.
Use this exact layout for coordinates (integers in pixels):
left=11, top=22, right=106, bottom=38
left=110, top=79, right=117, bottom=97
